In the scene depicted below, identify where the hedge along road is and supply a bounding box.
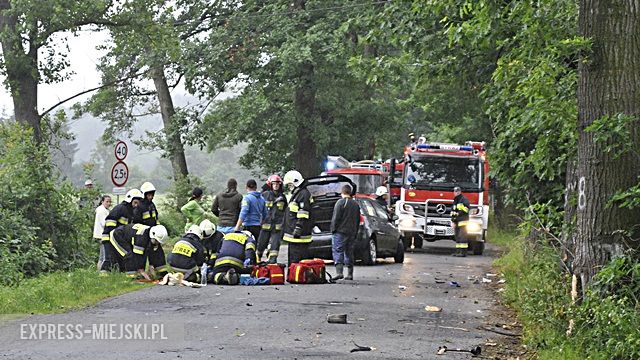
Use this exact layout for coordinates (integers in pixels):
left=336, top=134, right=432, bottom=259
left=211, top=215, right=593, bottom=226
left=0, top=243, right=510, bottom=359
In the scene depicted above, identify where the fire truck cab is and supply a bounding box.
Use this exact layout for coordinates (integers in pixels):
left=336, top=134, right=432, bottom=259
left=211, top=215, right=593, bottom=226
left=325, top=156, right=388, bottom=198
left=390, top=141, right=490, bottom=255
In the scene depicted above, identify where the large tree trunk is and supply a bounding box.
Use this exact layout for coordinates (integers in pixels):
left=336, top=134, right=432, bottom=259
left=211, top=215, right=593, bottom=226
left=574, top=0, right=640, bottom=292
left=150, top=66, right=189, bottom=181
left=293, top=61, right=319, bottom=178
left=0, top=2, right=42, bottom=142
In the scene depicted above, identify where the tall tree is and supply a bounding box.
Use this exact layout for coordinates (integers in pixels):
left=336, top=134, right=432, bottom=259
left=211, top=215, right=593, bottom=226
left=0, top=0, right=115, bottom=142
left=573, top=0, right=640, bottom=290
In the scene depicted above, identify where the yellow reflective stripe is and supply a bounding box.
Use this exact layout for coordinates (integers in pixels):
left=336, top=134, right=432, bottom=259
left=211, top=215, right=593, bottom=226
left=105, top=220, right=117, bottom=227
left=265, top=201, right=273, bottom=208
left=277, top=203, right=284, bottom=210
left=214, top=273, right=224, bottom=283
left=101, top=235, right=110, bottom=241
left=215, top=256, right=243, bottom=268
left=282, top=234, right=312, bottom=243
left=288, top=203, right=299, bottom=212
left=457, top=221, right=469, bottom=226
left=262, top=224, right=272, bottom=230
left=310, top=197, right=314, bottom=203
left=142, top=211, right=151, bottom=219
left=242, top=200, right=248, bottom=206
left=455, top=243, right=469, bottom=249
left=295, top=266, right=302, bottom=282
left=296, top=210, right=309, bottom=219
left=275, top=224, right=282, bottom=231
left=268, top=250, right=279, bottom=257
left=225, top=233, right=247, bottom=245
left=245, top=242, right=256, bottom=251
left=133, top=246, right=145, bottom=255
left=456, top=204, right=469, bottom=213
left=133, top=223, right=148, bottom=234
left=118, top=217, right=129, bottom=225
left=109, top=232, right=127, bottom=257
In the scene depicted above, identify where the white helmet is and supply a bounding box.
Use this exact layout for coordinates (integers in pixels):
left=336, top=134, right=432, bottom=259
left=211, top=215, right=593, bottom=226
left=187, top=224, right=203, bottom=239
left=125, top=189, right=144, bottom=203
left=241, top=230, right=254, bottom=240
left=140, top=182, right=156, bottom=194
left=84, top=179, right=93, bottom=186
left=149, top=225, right=168, bottom=244
left=375, top=186, right=388, bottom=197
left=283, top=170, right=304, bottom=187
left=200, top=219, right=216, bottom=237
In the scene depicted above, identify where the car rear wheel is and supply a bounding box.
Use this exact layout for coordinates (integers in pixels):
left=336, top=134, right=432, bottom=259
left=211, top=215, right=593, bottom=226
left=362, top=238, right=377, bottom=265
left=394, top=239, right=404, bottom=263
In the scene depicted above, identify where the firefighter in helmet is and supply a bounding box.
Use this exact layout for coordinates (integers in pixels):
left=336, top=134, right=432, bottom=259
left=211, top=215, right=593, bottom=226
left=375, top=186, right=389, bottom=208
left=257, top=174, right=287, bottom=263
left=102, top=223, right=168, bottom=277
left=209, top=230, right=257, bottom=285
left=167, top=225, right=207, bottom=282
left=100, top=189, right=144, bottom=272
left=451, top=186, right=471, bottom=257
left=282, top=170, right=313, bottom=265
left=134, top=182, right=159, bottom=226
left=200, top=219, right=223, bottom=266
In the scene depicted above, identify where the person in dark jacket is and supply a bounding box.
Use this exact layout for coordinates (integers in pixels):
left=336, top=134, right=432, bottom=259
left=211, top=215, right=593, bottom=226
left=200, top=219, right=224, bottom=266
left=282, top=170, right=314, bottom=265
left=102, top=223, right=168, bottom=277
left=212, top=178, right=243, bottom=234
left=234, top=179, right=267, bottom=240
left=100, top=189, right=144, bottom=272
left=167, top=225, right=206, bottom=282
left=257, top=174, right=287, bottom=263
left=208, top=231, right=257, bottom=285
left=330, top=184, right=360, bottom=280
left=134, top=182, right=159, bottom=226
left=451, top=186, right=471, bottom=257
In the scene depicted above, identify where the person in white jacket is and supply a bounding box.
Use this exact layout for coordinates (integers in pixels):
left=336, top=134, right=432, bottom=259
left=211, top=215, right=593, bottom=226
left=94, top=195, right=112, bottom=270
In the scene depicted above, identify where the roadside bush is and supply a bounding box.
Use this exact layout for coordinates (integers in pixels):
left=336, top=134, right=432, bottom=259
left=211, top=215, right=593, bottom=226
left=0, top=124, right=94, bottom=285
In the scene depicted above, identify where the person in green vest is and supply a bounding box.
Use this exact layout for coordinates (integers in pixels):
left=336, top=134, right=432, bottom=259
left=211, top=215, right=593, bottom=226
left=181, top=187, right=209, bottom=232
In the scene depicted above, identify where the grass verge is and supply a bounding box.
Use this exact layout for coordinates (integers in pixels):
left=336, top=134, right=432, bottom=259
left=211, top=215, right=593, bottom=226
left=0, top=268, right=151, bottom=315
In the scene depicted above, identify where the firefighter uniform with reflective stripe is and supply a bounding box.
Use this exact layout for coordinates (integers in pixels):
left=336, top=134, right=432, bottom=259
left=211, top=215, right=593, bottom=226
left=257, top=189, right=287, bottom=263
left=282, top=187, right=313, bottom=264
left=101, top=223, right=167, bottom=274
left=202, top=231, right=224, bottom=266
left=167, top=233, right=206, bottom=282
left=101, top=202, right=135, bottom=242
left=134, top=198, right=158, bottom=226
left=451, top=193, right=471, bottom=252
left=210, top=232, right=257, bottom=285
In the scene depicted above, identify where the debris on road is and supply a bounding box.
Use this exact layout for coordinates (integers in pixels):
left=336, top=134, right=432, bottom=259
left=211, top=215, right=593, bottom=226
left=424, top=306, right=442, bottom=312
left=398, top=285, right=407, bottom=290
left=482, top=277, right=492, bottom=283
left=436, top=345, right=482, bottom=356
left=438, top=325, right=469, bottom=332
left=485, top=273, right=498, bottom=277
left=350, top=341, right=375, bottom=353
left=448, top=281, right=460, bottom=287
left=435, top=278, right=446, bottom=284
left=479, top=326, right=522, bottom=337
left=327, top=314, right=348, bottom=324
left=497, top=279, right=506, bottom=284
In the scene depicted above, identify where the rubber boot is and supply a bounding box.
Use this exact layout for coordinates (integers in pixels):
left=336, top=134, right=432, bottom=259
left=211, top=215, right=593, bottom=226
left=345, top=266, right=354, bottom=280
left=224, top=268, right=239, bottom=285
left=333, top=264, right=344, bottom=281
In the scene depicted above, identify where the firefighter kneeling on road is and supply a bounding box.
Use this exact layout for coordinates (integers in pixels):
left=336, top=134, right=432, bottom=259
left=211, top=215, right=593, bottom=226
left=103, top=223, right=168, bottom=278
left=200, top=219, right=223, bottom=266
left=451, top=186, right=471, bottom=257
left=209, top=231, right=257, bottom=285
left=167, top=225, right=207, bottom=283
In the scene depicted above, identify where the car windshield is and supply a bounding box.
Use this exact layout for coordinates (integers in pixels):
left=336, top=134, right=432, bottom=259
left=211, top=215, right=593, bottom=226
left=306, top=181, right=353, bottom=198
left=339, top=174, right=380, bottom=195
left=405, top=156, right=480, bottom=190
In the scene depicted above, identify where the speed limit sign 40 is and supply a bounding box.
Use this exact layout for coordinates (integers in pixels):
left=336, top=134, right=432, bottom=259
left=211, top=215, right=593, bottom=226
left=115, top=141, right=128, bottom=161
left=111, top=161, right=129, bottom=187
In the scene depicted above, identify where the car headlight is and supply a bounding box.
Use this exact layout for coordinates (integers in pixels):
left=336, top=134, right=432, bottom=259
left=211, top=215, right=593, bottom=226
left=465, top=221, right=482, bottom=234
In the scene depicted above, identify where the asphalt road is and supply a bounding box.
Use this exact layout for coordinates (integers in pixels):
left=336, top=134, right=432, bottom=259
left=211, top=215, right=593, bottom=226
left=0, top=242, right=507, bottom=359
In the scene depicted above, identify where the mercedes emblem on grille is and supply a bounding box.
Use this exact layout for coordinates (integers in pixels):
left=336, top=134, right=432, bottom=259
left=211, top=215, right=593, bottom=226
left=435, top=204, right=447, bottom=214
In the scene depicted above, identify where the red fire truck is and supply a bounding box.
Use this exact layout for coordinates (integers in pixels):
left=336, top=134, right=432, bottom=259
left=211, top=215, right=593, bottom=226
left=389, top=141, right=490, bottom=255
left=325, top=156, right=388, bottom=198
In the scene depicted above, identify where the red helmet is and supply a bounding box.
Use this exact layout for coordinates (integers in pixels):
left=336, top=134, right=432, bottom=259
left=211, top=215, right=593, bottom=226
left=267, top=174, right=282, bottom=187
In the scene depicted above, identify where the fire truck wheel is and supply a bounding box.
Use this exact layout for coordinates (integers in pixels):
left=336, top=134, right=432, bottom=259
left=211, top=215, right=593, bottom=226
left=394, top=239, right=405, bottom=263
left=362, top=238, right=377, bottom=265
left=470, top=241, right=485, bottom=255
